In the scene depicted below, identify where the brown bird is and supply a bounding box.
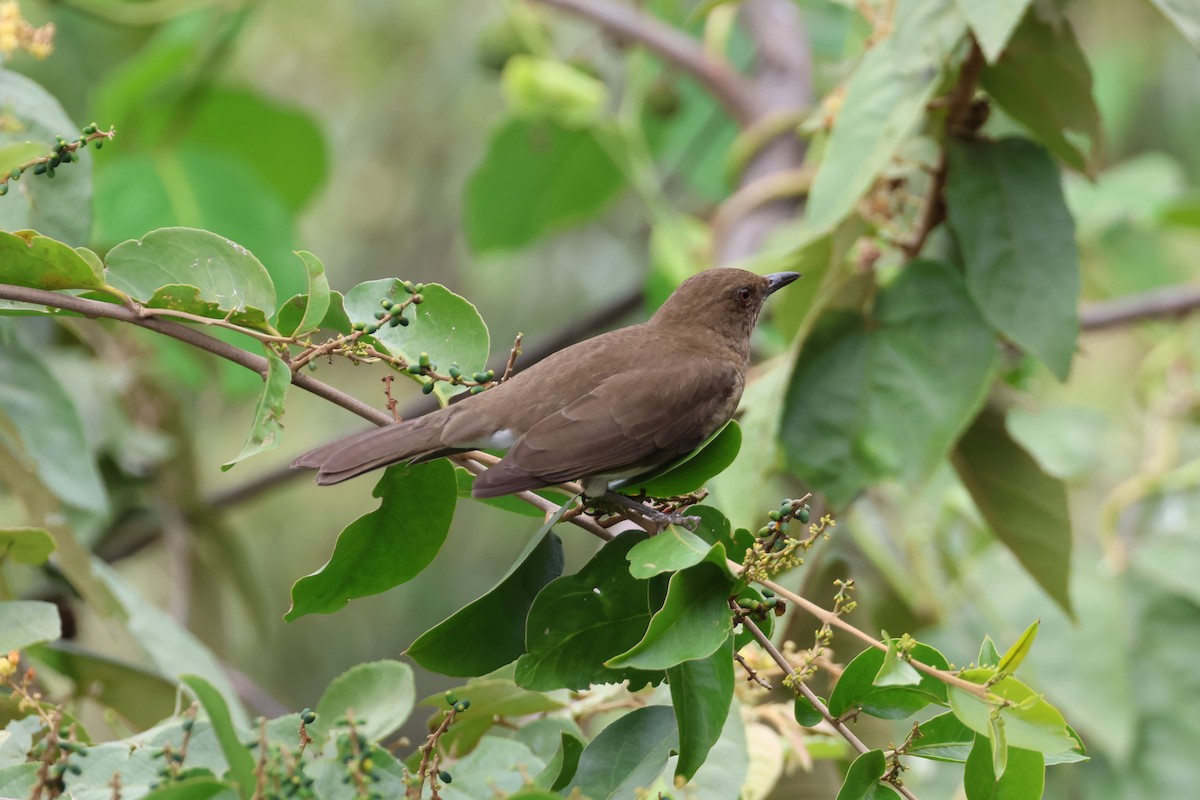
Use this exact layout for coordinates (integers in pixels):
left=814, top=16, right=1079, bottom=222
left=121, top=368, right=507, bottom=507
left=294, top=268, right=798, bottom=505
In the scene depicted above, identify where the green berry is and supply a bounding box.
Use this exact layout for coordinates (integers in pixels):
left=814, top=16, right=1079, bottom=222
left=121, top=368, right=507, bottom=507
left=448, top=364, right=461, bottom=379
left=398, top=316, right=410, bottom=326
left=389, top=316, right=402, bottom=327
left=418, top=352, right=430, bottom=367
left=94, top=139, right=103, bottom=149
left=374, top=310, right=387, bottom=320
left=762, top=589, right=775, bottom=598
left=407, top=364, right=423, bottom=374
left=301, top=708, right=317, bottom=725
left=9, top=169, right=18, bottom=180
left=0, top=184, right=7, bottom=196
left=182, top=718, right=194, bottom=732
left=422, top=381, right=435, bottom=395
left=444, top=692, right=458, bottom=705
left=757, top=526, right=771, bottom=538
left=768, top=510, right=781, bottom=522
left=470, top=385, right=487, bottom=394
left=439, top=771, right=452, bottom=784
left=401, top=280, right=415, bottom=293
left=32, top=163, right=46, bottom=175
left=454, top=699, right=470, bottom=712
left=364, top=323, right=379, bottom=334
left=798, top=506, right=810, bottom=524
left=411, top=293, right=424, bottom=305
left=46, top=167, right=55, bottom=178
left=412, top=283, right=425, bottom=293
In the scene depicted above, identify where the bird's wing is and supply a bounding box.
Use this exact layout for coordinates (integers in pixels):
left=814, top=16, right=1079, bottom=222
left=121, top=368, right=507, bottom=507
left=471, top=360, right=740, bottom=498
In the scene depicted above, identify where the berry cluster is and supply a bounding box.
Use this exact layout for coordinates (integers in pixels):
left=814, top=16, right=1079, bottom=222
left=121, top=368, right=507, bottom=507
left=0, top=124, right=115, bottom=195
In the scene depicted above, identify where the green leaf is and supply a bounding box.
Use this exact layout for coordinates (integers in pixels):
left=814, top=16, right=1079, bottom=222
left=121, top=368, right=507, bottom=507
left=0, top=527, right=55, bottom=564
left=276, top=289, right=352, bottom=338
left=909, top=711, right=976, bottom=763
left=288, top=251, right=331, bottom=336
left=0, top=69, right=93, bottom=245
left=0, top=230, right=104, bottom=290
left=954, top=0, right=1032, bottom=62
left=569, top=706, right=678, bottom=800
left=781, top=261, right=997, bottom=507
left=314, top=660, right=415, bottom=743
left=0, top=336, right=108, bottom=514
left=606, top=559, right=734, bottom=670
left=0, top=601, right=60, bottom=653
left=874, top=636, right=922, bottom=687
left=139, top=284, right=274, bottom=332
left=835, top=749, right=902, bottom=799
left=221, top=352, right=289, bottom=470
left=534, top=731, right=585, bottom=792
left=997, top=620, right=1039, bottom=675
left=93, top=150, right=303, bottom=299
left=803, top=0, right=966, bottom=235
left=501, top=56, right=609, bottom=128
left=944, top=137, right=1080, bottom=380
left=464, top=118, right=625, bottom=252
left=181, top=674, right=255, bottom=800
left=454, top=467, right=544, bottom=517
left=828, top=641, right=949, bottom=720
left=104, top=227, right=277, bottom=323
left=407, top=533, right=565, bottom=676
left=30, top=641, right=176, bottom=729
left=626, top=505, right=732, bottom=579
left=980, top=12, right=1102, bottom=174
left=421, top=677, right=565, bottom=756
left=1147, top=0, right=1200, bottom=50
left=669, top=635, right=734, bottom=782
left=343, top=280, right=490, bottom=403
left=515, top=532, right=664, bottom=690
left=631, top=420, right=742, bottom=498
left=948, top=668, right=1077, bottom=754
left=951, top=403, right=1073, bottom=615
left=964, top=734, right=1045, bottom=800
left=286, top=461, right=456, bottom=619
left=141, top=777, right=232, bottom=800
left=0, top=142, right=43, bottom=174
left=979, top=636, right=1002, bottom=667
left=181, top=87, right=327, bottom=212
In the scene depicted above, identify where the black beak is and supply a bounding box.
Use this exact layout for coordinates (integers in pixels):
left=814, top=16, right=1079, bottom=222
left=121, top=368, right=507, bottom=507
left=765, top=272, right=801, bottom=296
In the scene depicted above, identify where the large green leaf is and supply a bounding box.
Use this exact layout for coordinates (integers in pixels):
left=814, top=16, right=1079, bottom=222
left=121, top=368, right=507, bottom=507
left=0, top=69, right=92, bottom=245
left=908, top=711, right=976, bottom=763
left=626, top=505, right=732, bottom=579
left=835, top=749, right=902, bottom=799
left=631, top=420, right=742, bottom=498
left=964, top=735, right=1045, bottom=800
left=30, top=641, right=176, bottom=729
left=406, top=533, right=564, bottom=676
left=343, top=280, right=490, bottom=403
left=93, top=150, right=302, bottom=299
left=781, top=261, right=997, bottom=507
left=803, top=0, right=966, bottom=235
left=827, top=641, right=950, bottom=720
left=1148, top=0, right=1200, bottom=50
left=0, top=230, right=104, bottom=290
left=286, top=461, right=456, bottom=620
left=568, top=706, right=678, bottom=800
left=181, top=675, right=255, bottom=800
left=954, top=0, right=1033, bottom=62
left=221, top=351, right=289, bottom=470
left=668, top=635, right=734, bottom=783
left=464, top=118, right=625, bottom=252
left=607, top=559, right=734, bottom=670
left=286, top=251, right=331, bottom=337
left=515, top=533, right=664, bottom=690
left=948, top=668, right=1076, bottom=755
left=104, top=227, right=278, bottom=326
left=313, top=660, right=415, bottom=743
left=0, top=601, right=60, bottom=653
left=944, top=137, right=1080, bottom=380
left=0, top=336, right=108, bottom=514
left=980, top=12, right=1102, bottom=174
left=951, top=404, right=1073, bottom=616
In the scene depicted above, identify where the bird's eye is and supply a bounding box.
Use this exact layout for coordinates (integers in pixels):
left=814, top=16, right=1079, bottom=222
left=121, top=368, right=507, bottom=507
left=736, top=286, right=753, bottom=304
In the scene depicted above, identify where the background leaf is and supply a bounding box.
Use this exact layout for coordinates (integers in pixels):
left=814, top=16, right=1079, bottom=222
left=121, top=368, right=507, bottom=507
left=221, top=352, right=290, bottom=470
left=0, top=601, right=60, bottom=653
left=668, top=635, right=734, bottom=782
left=181, top=674, right=255, bottom=800
left=568, top=705, right=678, bottom=800
left=954, top=0, right=1033, bottom=62
left=313, top=660, right=415, bottom=743
left=0, top=230, right=103, bottom=290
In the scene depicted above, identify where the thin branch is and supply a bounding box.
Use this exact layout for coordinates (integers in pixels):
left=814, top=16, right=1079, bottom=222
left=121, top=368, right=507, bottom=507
left=743, top=618, right=921, bottom=800
left=1080, top=283, right=1200, bottom=331
left=530, top=0, right=760, bottom=124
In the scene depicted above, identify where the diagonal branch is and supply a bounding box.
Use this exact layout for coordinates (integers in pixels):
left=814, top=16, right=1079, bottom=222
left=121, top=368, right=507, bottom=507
left=529, top=0, right=761, bottom=124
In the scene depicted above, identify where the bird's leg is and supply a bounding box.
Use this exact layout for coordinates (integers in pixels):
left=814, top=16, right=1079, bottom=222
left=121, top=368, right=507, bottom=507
left=600, top=491, right=702, bottom=531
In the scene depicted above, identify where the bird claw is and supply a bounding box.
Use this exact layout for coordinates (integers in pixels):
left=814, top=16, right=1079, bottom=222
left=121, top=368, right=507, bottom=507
left=598, top=491, right=700, bottom=531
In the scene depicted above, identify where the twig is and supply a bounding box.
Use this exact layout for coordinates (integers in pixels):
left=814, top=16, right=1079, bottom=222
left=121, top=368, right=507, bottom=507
left=734, top=651, right=773, bottom=691
left=743, top=618, right=921, bottom=800
left=530, top=0, right=760, bottom=124
left=500, top=332, right=524, bottom=383
left=1080, top=283, right=1200, bottom=331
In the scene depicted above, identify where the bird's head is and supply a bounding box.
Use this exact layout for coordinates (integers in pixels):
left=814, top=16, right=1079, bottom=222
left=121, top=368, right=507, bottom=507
left=650, top=268, right=800, bottom=342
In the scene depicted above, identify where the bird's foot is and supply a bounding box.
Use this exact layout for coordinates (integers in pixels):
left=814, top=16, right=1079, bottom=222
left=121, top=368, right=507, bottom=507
left=599, top=491, right=701, bottom=531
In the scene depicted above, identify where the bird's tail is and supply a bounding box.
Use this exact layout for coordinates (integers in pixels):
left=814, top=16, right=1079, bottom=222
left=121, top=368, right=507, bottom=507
left=292, top=412, right=458, bottom=485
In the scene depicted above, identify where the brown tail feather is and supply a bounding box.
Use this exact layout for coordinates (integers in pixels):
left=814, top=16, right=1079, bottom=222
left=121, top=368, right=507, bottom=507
left=293, top=413, right=454, bottom=485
